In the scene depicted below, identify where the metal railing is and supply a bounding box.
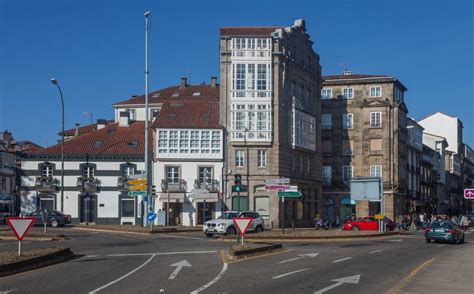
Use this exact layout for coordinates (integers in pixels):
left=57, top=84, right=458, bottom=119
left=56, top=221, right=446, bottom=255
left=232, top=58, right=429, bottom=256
left=161, top=179, right=186, bottom=192
left=76, top=176, right=101, bottom=192
left=35, top=176, right=60, bottom=192
left=117, top=176, right=130, bottom=192
left=193, top=179, right=220, bottom=192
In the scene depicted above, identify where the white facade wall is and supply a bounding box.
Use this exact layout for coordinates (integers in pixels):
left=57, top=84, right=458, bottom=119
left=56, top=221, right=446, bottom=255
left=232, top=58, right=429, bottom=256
left=114, top=106, right=161, bottom=123
left=419, top=113, right=459, bottom=153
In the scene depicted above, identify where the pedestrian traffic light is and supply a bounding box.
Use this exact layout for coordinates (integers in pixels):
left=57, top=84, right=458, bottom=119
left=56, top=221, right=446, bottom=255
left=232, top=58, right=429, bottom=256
left=234, top=174, right=242, bottom=186
left=151, top=185, right=156, bottom=197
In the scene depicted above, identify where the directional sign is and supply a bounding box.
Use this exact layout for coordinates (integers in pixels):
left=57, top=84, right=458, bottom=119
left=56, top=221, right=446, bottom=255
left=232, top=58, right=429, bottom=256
left=288, top=185, right=298, bottom=191
left=169, top=260, right=192, bottom=280
left=6, top=217, right=36, bottom=241
left=278, top=191, right=302, bottom=198
left=128, top=191, right=147, bottom=197
left=147, top=212, right=157, bottom=222
left=374, top=214, right=384, bottom=220
left=279, top=253, right=319, bottom=264
left=464, top=189, right=474, bottom=199
left=232, top=217, right=253, bottom=237
left=129, top=185, right=147, bottom=191
left=265, top=178, right=290, bottom=185
left=265, top=184, right=290, bottom=190
left=128, top=179, right=147, bottom=185
left=313, top=274, right=361, bottom=294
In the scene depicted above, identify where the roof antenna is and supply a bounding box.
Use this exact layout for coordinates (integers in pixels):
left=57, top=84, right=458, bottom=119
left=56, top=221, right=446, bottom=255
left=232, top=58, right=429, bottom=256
left=340, top=63, right=352, bottom=75
left=83, top=112, right=93, bottom=124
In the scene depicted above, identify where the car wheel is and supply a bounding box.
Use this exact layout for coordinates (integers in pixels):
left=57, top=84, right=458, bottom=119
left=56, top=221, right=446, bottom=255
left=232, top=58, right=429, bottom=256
left=205, top=233, right=214, bottom=238
left=50, top=219, right=59, bottom=228
left=425, top=239, right=431, bottom=243
left=226, top=226, right=236, bottom=236
left=351, top=226, right=359, bottom=231
left=255, top=226, right=263, bottom=233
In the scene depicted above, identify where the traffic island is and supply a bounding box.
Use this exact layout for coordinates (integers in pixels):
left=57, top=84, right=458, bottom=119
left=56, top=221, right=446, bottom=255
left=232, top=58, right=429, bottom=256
left=0, top=227, right=67, bottom=241
left=224, top=243, right=284, bottom=262
left=71, top=224, right=202, bottom=235
left=0, top=247, right=74, bottom=277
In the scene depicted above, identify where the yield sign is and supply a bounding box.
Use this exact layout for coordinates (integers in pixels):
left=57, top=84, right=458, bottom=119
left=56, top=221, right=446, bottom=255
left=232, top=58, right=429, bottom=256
left=6, top=217, right=36, bottom=241
left=232, top=217, right=253, bottom=237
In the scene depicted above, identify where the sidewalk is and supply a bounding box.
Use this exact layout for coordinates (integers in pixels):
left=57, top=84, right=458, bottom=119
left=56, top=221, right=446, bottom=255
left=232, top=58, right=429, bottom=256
left=400, top=244, right=474, bottom=293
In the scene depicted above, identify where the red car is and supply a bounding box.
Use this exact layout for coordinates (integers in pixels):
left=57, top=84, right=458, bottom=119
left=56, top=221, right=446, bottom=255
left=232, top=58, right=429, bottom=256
left=342, top=217, right=395, bottom=231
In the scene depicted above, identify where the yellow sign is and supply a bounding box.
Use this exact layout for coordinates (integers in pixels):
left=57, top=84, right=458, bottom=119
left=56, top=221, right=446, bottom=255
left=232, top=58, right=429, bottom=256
left=129, top=185, right=147, bottom=191
left=374, top=214, right=384, bottom=220
left=128, top=179, right=147, bottom=185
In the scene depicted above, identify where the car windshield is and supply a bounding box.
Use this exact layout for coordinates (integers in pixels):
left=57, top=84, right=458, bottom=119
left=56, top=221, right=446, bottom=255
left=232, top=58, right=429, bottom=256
left=431, top=221, right=453, bottom=229
left=218, top=212, right=237, bottom=220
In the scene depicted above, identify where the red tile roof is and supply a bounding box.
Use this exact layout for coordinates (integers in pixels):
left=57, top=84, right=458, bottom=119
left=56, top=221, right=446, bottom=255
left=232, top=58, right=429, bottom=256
left=152, top=101, right=223, bottom=129
left=323, top=74, right=391, bottom=81
left=114, top=84, right=219, bottom=106
left=220, top=27, right=283, bottom=36
left=32, top=121, right=151, bottom=156
left=60, top=120, right=114, bottom=136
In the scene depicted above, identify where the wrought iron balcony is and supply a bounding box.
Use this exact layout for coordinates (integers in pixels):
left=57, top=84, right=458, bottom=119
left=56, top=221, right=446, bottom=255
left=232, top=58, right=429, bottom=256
left=161, top=179, right=186, bottom=192
left=193, top=179, right=220, bottom=192
left=117, top=176, right=130, bottom=192
left=35, top=176, right=60, bottom=192
left=76, top=176, right=101, bottom=192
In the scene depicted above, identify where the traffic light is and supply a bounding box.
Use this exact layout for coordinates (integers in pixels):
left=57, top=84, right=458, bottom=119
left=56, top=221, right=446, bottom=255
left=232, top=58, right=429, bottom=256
left=151, top=185, right=156, bottom=197
left=233, top=174, right=242, bottom=192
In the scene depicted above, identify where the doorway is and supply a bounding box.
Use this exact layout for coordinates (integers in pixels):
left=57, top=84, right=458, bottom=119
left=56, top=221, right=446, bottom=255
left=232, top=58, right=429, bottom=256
left=197, top=201, right=214, bottom=225
left=80, top=194, right=96, bottom=223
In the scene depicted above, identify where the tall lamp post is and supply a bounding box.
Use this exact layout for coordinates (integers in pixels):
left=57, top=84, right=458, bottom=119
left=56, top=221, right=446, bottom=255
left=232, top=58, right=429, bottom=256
left=143, top=11, right=151, bottom=227
left=50, top=78, right=65, bottom=212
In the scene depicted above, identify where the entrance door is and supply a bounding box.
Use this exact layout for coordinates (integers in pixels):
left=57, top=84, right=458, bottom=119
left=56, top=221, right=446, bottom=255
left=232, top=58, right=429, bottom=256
left=120, top=197, right=135, bottom=225
left=80, top=194, right=96, bottom=223
left=197, top=201, right=214, bottom=225
left=39, top=194, right=55, bottom=211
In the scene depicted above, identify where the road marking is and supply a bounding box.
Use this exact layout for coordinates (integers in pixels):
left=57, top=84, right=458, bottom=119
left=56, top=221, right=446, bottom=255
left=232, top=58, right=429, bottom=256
left=85, top=255, right=99, bottom=258
left=279, top=253, right=319, bottom=264
left=0, top=289, right=18, bottom=293
left=107, top=250, right=216, bottom=257
left=279, top=257, right=303, bottom=264
left=168, top=260, right=192, bottom=280
left=313, top=274, right=361, bottom=294
left=88, top=254, right=156, bottom=293
left=389, top=239, right=403, bottom=242
left=158, top=234, right=204, bottom=240
left=437, top=244, right=447, bottom=248
left=272, top=268, right=311, bottom=279
left=386, top=256, right=437, bottom=294
left=332, top=257, right=352, bottom=263
left=190, top=262, right=228, bottom=294
left=369, top=249, right=383, bottom=254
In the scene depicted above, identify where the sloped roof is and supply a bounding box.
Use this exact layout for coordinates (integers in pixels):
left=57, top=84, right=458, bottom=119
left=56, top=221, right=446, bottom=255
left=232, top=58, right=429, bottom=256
left=152, top=100, right=223, bottom=129
left=60, top=120, right=114, bottom=136
left=31, top=121, right=151, bottom=156
left=114, top=84, right=219, bottom=106
left=220, top=26, right=283, bottom=36
left=323, top=74, right=391, bottom=81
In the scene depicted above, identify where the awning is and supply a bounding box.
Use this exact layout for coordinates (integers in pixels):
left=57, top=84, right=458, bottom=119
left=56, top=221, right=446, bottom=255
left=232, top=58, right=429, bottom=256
left=340, top=197, right=356, bottom=205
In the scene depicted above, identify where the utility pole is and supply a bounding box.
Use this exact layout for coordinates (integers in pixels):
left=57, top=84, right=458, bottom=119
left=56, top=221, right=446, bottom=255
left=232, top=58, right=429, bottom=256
left=50, top=78, right=64, bottom=212
left=143, top=10, right=151, bottom=227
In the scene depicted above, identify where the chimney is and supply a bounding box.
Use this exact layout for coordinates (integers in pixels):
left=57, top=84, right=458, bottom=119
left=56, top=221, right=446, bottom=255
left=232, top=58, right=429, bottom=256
left=210, top=76, right=217, bottom=88
left=74, top=123, right=80, bottom=136
left=119, top=112, right=130, bottom=127
left=0, top=130, right=13, bottom=147
left=97, top=119, right=107, bottom=129
left=343, top=70, right=352, bottom=76
left=180, top=77, right=187, bottom=88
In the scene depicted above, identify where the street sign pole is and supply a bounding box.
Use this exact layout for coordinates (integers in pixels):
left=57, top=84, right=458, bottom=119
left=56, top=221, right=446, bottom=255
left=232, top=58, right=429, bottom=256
left=18, top=240, right=21, bottom=256
left=237, top=189, right=241, bottom=243
left=281, top=196, right=285, bottom=234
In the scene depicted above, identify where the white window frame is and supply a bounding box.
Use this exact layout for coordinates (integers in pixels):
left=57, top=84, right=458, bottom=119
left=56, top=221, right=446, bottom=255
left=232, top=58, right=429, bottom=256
left=323, top=166, right=332, bottom=186
left=343, top=113, right=353, bottom=129
left=82, top=166, right=95, bottom=178
left=369, top=112, right=382, bottom=128
left=370, top=165, right=382, bottom=177
left=370, top=86, right=382, bottom=97
left=231, top=103, right=272, bottom=141
left=166, top=166, right=180, bottom=183
left=322, top=114, right=332, bottom=130
left=321, top=88, right=332, bottom=99
left=342, top=165, right=353, bottom=184
left=156, top=129, right=222, bottom=158
left=235, top=150, right=245, bottom=167
left=342, top=87, right=353, bottom=99
left=257, top=150, right=266, bottom=167
left=41, top=165, right=53, bottom=177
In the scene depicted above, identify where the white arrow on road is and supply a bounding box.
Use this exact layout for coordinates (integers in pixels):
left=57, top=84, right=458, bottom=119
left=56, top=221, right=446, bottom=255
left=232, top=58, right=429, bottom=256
left=168, top=260, right=192, bottom=280
left=313, top=274, right=361, bottom=294
left=279, top=253, right=319, bottom=264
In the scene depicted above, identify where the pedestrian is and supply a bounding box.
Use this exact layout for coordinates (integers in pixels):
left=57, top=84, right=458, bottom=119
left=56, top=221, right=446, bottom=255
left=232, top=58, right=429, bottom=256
left=335, top=215, right=340, bottom=228
left=461, top=215, right=469, bottom=231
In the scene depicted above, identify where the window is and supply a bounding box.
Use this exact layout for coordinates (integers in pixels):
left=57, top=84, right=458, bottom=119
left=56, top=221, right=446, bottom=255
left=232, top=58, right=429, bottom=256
left=235, top=150, right=245, bottom=167
left=199, top=167, right=212, bottom=184
left=231, top=103, right=271, bottom=141
left=342, top=88, right=353, bottom=99
left=41, top=165, right=53, bottom=177
left=128, top=141, right=139, bottom=148
left=151, top=108, right=160, bottom=118
left=342, top=140, right=353, bottom=156
left=171, top=92, right=180, bottom=97
left=233, top=64, right=246, bottom=91
left=94, top=141, right=103, bottom=148
left=158, top=130, right=168, bottom=153
left=343, top=113, right=353, bottom=129
left=166, top=166, right=180, bottom=183
left=369, top=112, right=382, bottom=128
left=255, top=196, right=270, bottom=217
left=323, top=166, right=332, bottom=186
left=122, top=165, right=135, bottom=177
left=257, top=150, right=266, bottom=167
left=321, top=88, right=332, bottom=99
left=370, top=86, right=381, bottom=97
left=394, top=87, right=403, bottom=102
left=129, top=109, right=136, bottom=121
left=169, top=131, right=179, bottom=153
left=342, top=165, right=353, bottom=184
left=322, top=114, right=332, bottom=130
left=82, top=166, right=95, bottom=177
left=370, top=165, right=382, bottom=177
left=192, top=92, right=201, bottom=96
left=257, top=64, right=267, bottom=91
left=121, top=197, right=135, bottom=217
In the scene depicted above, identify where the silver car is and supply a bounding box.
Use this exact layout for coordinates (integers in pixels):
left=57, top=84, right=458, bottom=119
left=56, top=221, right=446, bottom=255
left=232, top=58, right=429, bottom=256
left=203, top=211, right=265, bottom=237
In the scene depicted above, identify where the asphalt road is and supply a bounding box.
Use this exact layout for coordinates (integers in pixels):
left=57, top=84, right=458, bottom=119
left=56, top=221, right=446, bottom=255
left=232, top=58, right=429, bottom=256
left=0, top=228, right=472, bottom=294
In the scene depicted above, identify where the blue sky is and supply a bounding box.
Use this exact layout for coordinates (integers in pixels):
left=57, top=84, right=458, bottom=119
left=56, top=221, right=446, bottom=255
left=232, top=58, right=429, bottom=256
left=1, top=0, right=472, bottom=147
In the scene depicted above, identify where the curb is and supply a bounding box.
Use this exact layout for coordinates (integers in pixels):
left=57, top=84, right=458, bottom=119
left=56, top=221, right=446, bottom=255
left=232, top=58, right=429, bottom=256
left=0, top=248, right=74, bottom=277
left=220, top=231, right=400, bottom=242
left=71, top=227, right=201, bottom=236
left=230, top=243, right=283, bottom=257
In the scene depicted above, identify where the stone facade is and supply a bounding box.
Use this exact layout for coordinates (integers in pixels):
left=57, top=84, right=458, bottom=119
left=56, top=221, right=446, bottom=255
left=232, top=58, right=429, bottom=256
left=321, top=73, right=409, bottom=220
left=219, top=20, right=322, bottom=228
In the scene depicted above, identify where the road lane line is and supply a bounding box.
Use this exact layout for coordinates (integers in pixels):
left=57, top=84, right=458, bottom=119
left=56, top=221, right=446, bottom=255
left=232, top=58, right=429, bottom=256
left=279, top=257, right=303, bottom=264
left=85, top=255, right=99, bottom=258
left=190, top=262, right=228, bottom=294
left=437, top=244, right=447, bottom=248
left=272, top=268, right=311, bottom=279
left=332, top=257, right=352, bottom=263
left=107, top=250, right=216, bottom=257
left=157, top=234, right=204, bottom=240
left=389, top=239, right=403, bottom=242
left=88, top=254, right=156, bottom=294
left=369, top=249, right=383, bottom=254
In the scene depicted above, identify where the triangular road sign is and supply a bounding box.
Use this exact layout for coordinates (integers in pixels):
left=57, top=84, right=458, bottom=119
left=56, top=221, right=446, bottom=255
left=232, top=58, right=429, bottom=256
left=232, top=217, right=253, bottom=237
left=6, top=217, right=36, bottom=241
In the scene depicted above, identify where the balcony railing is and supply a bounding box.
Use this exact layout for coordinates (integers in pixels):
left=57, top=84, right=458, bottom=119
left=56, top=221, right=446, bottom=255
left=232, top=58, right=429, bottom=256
left=117, top=176, right=130, bottom=192
left=161, top=179, right=186, bottom=192
left=76, top=176, right=101, bottom=192
left=193, top=179, right=220, bottom=192
left=35, top=176, right=60, bottom=192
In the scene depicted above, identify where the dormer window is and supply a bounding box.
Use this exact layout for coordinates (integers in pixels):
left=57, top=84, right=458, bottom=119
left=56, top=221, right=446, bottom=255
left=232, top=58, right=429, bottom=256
left=192, top=92, right=201, bottom=96
left=128, top=141, right=139, bottom=148
left=171, top=92, right=180, bottom=97
left=152, top=93, right=160, bottom=98
left=94, top=141, right=104, bottom=148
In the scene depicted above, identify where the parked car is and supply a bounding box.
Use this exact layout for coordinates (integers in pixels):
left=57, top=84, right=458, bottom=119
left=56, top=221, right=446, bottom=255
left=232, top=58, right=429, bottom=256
left=342, top=217, right=395, bottom=231
left=425, top=220, right=464, bottom=244
left=203, top=211, right=264, bottom=237
left=25, top=210, right=71, bottom=227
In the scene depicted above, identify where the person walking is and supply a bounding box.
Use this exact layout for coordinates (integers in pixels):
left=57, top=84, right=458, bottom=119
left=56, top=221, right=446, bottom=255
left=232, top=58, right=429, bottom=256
left=461, top=215, right=469, bottom=231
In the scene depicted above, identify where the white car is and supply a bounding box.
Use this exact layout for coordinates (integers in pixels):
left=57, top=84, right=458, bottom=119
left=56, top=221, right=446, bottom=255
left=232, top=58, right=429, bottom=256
left=203, top=211, right=264, bottom=237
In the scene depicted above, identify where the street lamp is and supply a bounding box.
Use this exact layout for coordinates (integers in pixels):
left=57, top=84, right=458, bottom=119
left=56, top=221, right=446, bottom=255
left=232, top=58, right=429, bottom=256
left=50, top=78, right=65, bottom=212
left=143, top=10, right=151, bottom=227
